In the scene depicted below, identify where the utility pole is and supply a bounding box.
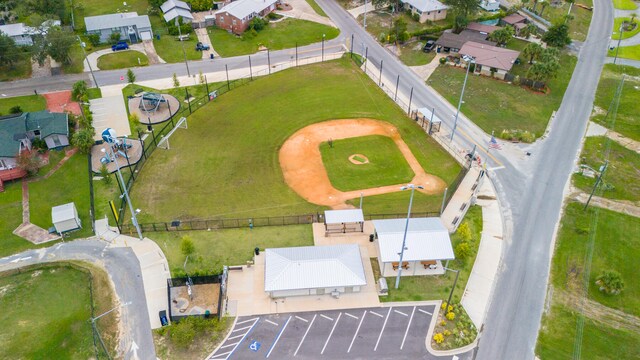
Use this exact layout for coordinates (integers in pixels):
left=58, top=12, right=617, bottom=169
left=613, top=25, right=624, bottom=65
left=364, top=0, right=367, bottom=29
left=584, top=162, right=608, bottom=210
left=444, top=267, right=460, bottom=307
left=451, top=57, right=474, bottom=141
left=176, top=18, right=190, bottom=77
left=77, top=36, right=98, bottom=87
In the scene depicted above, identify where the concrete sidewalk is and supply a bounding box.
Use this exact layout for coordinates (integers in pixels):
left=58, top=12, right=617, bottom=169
left=276, top=0, right=336, bottom=27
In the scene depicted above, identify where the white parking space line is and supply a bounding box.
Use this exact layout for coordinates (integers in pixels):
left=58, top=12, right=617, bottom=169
left=220, top=342, right=239, bottom=349
left=394, top=309, right=408, bottom=317
left=345, top=312, right=358, bottom=320
left=213, top=318, right=259, bottom=360
left=369, top=311, right=384, bottom=318
left=232, top=325, right=252, bottom=333
left=265, top=319, right=279, bottom=326
left=210, top=350, right=231, bottom=359
left=266, top=316, right=292, bottom=358
left=294, top=314, right=317, bottom=356
left=418, top=309, right=432, bottom=315
left=320, top=314, right=334, bottom=321
left=227, top=334, right=244, bottom=341
left=295, top=315, right=308, bottom=322
left=374, top=307, right=392, bottom=351
left=400, top=307, right=416, bottom=350
left=321, top=312, right=342, bottom=355
left=236, top=318, right=257, bottom=326
left=348, top=310, right=367, bottom=353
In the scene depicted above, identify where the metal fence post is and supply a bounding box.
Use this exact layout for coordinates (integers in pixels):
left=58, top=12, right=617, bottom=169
left=364, top=47, right=368, bottom=73
left=350, top=34, right=354, bottom=58
left=295, top=43, right=298, bottom=67
left=249, top=55, right=253, bottom=80
left=204, top=74, right=209, bottom=98
left=394, top=74, right=400, bottom=101
left=268, top=49, right=271, bottom=74
left=225, top=64, right=230, bottom=90
left=407, top=87, right=413, bottom=115
left=378, top=60, right=383, bottom=86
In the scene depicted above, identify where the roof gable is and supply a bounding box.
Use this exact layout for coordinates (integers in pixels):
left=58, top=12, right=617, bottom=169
left=459, top=41, right=520, bottom=71
left=84, top=12, right=152, bottom=31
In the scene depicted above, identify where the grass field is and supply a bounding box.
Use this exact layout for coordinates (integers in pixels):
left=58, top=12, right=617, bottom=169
left=97, top=51, right=149, bottom=70
left=153, top=34, right=202, bottom=63
left=0, top=182, right=39, bottom=258
left=591, top=64, right=640, bottom=141
left=0, top=94, right=46, bottom=115
left=429, top=53, right=577, bottom=140
left=149, top=225, right=314, bottom=275
left=533, top=0, right=593, bottom=41
left=208, top=19, right=339, bottom=57
left=613, top=17, right=640, bottom=39
left=536, top=202, right=640, bottom=359
left=573, top=136, right=640, bottom=202
left=0, top=52, right=32, bottom=82
left=129, top=58, right=460, bottom=223
left=608, top=43, right=640, bottom=60
left=347, top=191, right=446, bottom=215
left=320, top=135, right=415, bottom=191
left=376, top=206, right=482, bottom=302
left=613, top=0, right=638, bottom=10
left=398, top=41, right=436, bottom=66
left=305, top=0, right=328, bottom=17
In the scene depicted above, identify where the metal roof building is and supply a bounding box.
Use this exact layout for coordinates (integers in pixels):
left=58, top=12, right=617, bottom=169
left=52, top=202, right=82, bottom=234
left=161, top=0, right=194, bottom=22
left=324, top=209, right=365, bottom=233
left=264, top=244, right=367, bottom=298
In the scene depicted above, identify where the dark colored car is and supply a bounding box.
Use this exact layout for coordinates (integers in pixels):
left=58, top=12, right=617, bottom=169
left=111, top=41, right=129, bottom=51
left=423, top=40, right=436, bottom=52
left=196, top=42, right=210, bottom=51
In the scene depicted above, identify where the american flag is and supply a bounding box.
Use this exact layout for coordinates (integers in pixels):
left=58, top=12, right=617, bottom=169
left=489, top=135, right=502, bottom=150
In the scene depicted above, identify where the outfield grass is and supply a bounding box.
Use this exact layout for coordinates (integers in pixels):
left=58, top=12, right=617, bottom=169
left=429, top=53, right=577, bottom=140
left=0, top=94, right=47, bottom=116
left=97, top=51, right=149, bottom=70
left=0, top=266, right=95, bottom=358
left=305, top=0, right=328, bottom=17
left=613, top=17, right=640, bottom=39
left=613, top=0, right=638, bottom=10
left=573, top=136, right=640, bottom=202
left=536, top=202, right=640, bottom=359
left=378, top=206, right=482, bottom=303
left=149, top=225, right=314, bottom=275
left=208, top=19, right=339, bottom=57
left=591, top=64, right=640, bottom=141
left=608, top=43, right=640, bottom=60
left=320, top=135, right=415, bottom=191
left=398, top=41, right=436, bottom=66
left=130, top=58, right=460, bottom=222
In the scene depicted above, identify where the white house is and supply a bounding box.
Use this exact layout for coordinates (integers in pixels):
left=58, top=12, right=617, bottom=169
left=52, top=202, right=82, bottom=234
left=264, top=244, right=367, bottom=298
left=0, top=20, right=61, bottom=46
left=214, top=0, right=280, bottom=34
left=479, top=0, right=500, bottom=12
left=85, top=12, right=153, bottom=43
left=400, top=0, right=448, bottom=23
left=373, top=218, right=454, bottom=277
left=161, top=0, right=194, bottom=23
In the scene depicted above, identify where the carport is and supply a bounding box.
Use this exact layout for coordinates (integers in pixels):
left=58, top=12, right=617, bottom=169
left=324, top=209, right=365, bottom=234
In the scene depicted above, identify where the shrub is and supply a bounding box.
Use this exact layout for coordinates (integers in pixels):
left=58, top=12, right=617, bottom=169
left=172, top=73, right=180, bottom=88
left=169, top=318, right=197, bottom=348
left=87, top=33, right=101, bottom=47
left=72, top=80, right=88, bottom=101
left=412, top=13, right=420, bottom=22
left=379, top=32, right=387, bottom=42
left=72, top=128, right=96, bottom=153
left=440, top=320, right=446, bottom=326
left=439, top=57, right=446, bottom=64
left=433, top=333, right=445, bottom=344
left=446, top=312, right=455, bottom=320
left=16, top=150, right=41, bottom=175
left=498, top=129, right=536, bottom=143
left=398, top=31, right=411, bottom=43
left=455, top=242, right=471, bottom=260
left=109, top=32, right=122, bottom=45
left=457, top=222, right=472, bottom=242
left=100, top=164, right=112, bottom=184
left=146, top=5, right=160, bottom=16
left=9, top=105, right=22, bottom=114
left=249, top=17, right=267, bottom=32
left=443, top=329, right=451, bottom=337
left=595, top=271, right=625, bottom=295
left=181, top=236, right=195, bottom=257
left=126, top=69, right=136, bottom=84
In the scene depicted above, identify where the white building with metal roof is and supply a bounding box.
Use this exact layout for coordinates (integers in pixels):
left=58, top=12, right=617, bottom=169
left=51, top=202, right=82, bottom=234
left=85, top=12, right=153, bottom=43
left=324, top=209, right=365, bottom=233
left=264, top=244, right=367, bottom=298
left=161, top=0, right=194, bottom=22
left=373, top=217, right=454, bottom=277
left=400, top=0, right=448, bottom=23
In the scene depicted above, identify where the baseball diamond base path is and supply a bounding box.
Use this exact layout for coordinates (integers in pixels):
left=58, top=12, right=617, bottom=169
left=279, top=119, right=447, bottom=208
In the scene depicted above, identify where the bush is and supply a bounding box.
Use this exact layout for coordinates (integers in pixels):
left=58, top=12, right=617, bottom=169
left=100, top=164, right=112, bottom=184
left=249, top=17, right=267, bottom=32
left=146, top=5, right=160, bottom=16
left=72, top=80, right=88, bottom=101
left=498, top=129, right=536, bottom=143
left=412, top=13, right=420, bottom=22
left=9, top=105, right=22, bottom=114
left=595, top=270, right=625, bottom=295
left=16, top=150, right=41, bottom=175
left=72, top=128, right=96, bottom=153
left=457, top=222, right=472, bottom=242
left=433, top=333, right=445, bottom=344
left=443, top=329, right=451, bottom=336
left=398, top=31, right=411, bottom=43
left=455, top=242, right=471, bottom=260
left=87, top=33, right=101, bottom=47
left=169, top=319, right=197, bottom=348
left=267, top=12, right=280, bottom=20
left=109, top=32, right=122, bottom=45
left=439, top=57, right=446, bottom=64
left=181, top=236, right=195, bottom=257
left=446, top=311, right=456, bottom=320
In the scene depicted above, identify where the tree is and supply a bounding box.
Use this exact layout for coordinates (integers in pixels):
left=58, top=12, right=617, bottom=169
left=248, top=17, right=267, bottom=32
left=46, top=26, right=75, bottom=64
left=489, top=26, right=514, bottom=46
left=100, top=164, right=112, bottom=184
left=542, top=23, right=571, bottom=48
left=25, top=0, right=66, bottom=22
left=87, top=33, right=101, bottom=47
left=181, top=236, right=195, bottom=257
left=16, top=150, right=41, bottom=175
left=172, top=73, right=180, bottom=88
left=444, top=0, right=479, bottom=32
left=71, top=128, right=95, bottom=153
left=109, top=31, right=122, bottom=45
left=0, top=33, right=18, bottom=66
left=522, top=42, right=543, bottom=64
left=526, top=58, right=559, bottom=83
left=392, top=18, right=408, bottom=43
left=538, top=0, right=549, bottom=17
left=595, top=270, right=624, bottom=295
left=126, top=68, right=136, bottom=84
left=520, top=23, right=538, bottom=38
left=71, top=80, right=88, bottom=101
left=532, top=0, right=539, bottom=13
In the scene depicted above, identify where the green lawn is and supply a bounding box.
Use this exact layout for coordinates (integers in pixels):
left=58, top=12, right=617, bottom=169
left=73, top=0, right=150, bottom=32
left=153, top=34, right=202, bottom=63
left=97, top=51, right=149, bottom=70
left=573, top=136, right=640, bottom=202
left=28, top=153, right=93, bottom=239
left=0, top=53, right=32, bottom=82
left=398, top=41, right=436, bottom=66
left=347, top=191, right=446, bottom=215
left=130, top=58, right=460, bottom=223
left=0, top=266, right=95, bottom=358
left=613, top=0, right=638, bottom=10
left=0, top=182, right=38, bottom=258
left=305, top=0, right=328, bottom=17
left=149, top=225, right=314, bottom=275
left=531, top=0, right=593, bottom=41
left=61, top=44, right=86, bottom=74
left=429, top=53, right=577, bottom=140
left=378, top=206, right=482, bottom=303
left=608, top=43, right=640, bottom=60
left=536, top=202, right=640, bottom=359
left=613, top=17, right=640, bottom=39
left=591, top=64, right=640, bottom=141
left=0, top=95, right=46, bottom=116
left=358, top=11, right=451, bottom=41
left=208, top=19, right=339, bottom=57
left=320, top=135, right=415, bottom=191
left=87, top=87, right=102, bottom=100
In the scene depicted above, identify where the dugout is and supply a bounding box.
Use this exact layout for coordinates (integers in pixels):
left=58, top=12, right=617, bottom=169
left=324, top=209, right=364, bottom=234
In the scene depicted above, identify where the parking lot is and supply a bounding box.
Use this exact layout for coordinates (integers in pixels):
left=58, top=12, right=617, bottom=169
left=208, top=305, right=473, bottom=360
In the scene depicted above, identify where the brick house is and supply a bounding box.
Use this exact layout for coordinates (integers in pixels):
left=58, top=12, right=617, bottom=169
left=214, top=0, right=280, bottom=34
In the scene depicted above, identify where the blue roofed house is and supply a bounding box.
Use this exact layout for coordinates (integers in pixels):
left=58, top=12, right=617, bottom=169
left=0, top=111, right=69, bottom=171
left=84, top=12, right=153, bottom=43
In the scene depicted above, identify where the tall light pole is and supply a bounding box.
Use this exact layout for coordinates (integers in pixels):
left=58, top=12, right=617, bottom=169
left=77, top=36, right=98, bottom=87
left=395, top=184, right=424, bottom=289
left=322, top=33, right=325, bottom=61
left=364, top=0, right=367, bottom=30
left=101, top=128, right=144, bottom=240
left=450, top=56, right=474, bottom=142
left=613, top=24, right=624, bottom=65
left=176, top=17, right=191, bottom=77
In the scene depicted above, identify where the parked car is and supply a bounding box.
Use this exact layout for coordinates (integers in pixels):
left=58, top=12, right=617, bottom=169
left=112, top=41, right=129, bottom=51
left=423, top=40, right=436, bottom=53
left=196, top=42, right=210, bottom=51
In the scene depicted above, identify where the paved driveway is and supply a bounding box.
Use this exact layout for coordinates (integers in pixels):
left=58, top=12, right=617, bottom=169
left=209, top=305, right=473, bottom=360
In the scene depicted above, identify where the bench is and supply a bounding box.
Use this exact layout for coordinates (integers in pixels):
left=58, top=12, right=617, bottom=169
left=392, top=261, right=409, bottom=270
left=421, top=260, right=437, bottom=269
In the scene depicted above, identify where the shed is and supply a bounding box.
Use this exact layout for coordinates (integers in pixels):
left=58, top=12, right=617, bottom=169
left=264, top=244, right=367, bottom=298
left=373, top=218, right=454, bottom=277
left=51, top=203, right=82, bottom=234
left=324, top=209, right=364, bottom=233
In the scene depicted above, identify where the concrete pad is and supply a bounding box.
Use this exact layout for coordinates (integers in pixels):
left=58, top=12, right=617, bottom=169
left=312, top=222, right=379, bottom=258
left=586, top=121, right=608, bottom=137
left=90, top=94, right=131, bottom=140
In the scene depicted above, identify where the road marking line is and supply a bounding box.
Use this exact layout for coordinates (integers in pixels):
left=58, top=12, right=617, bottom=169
left=232, top=325, right=252, bottom=332
left=394, top=309, right=408, bottom=317
left=294, top=314, right=317, bottom=356
left=265, top=319, right=279, bottom=326
left=453, top=356, right=459, bottom=360
left=400, top=307, right=416, bottom=350
left=227, top=334, right=244, bottom=340
left=220, top=342, right=239, bottom=349
left=418, top=309, right=432, bottom=315
left=209, top=350, right=232, bottom=359
left=266, top=315, right=292, bottom=358
left=488, top=166, right=505, bottom=171
left=236, top=318, right=258, bottom=326
left=295, top=315, right=308, bottom=323
left=348, top=310, right=367, bottom=353
left=345, top=312, right=358, bottom=320
left=374, top=307, right=392, bottom=351
left=222, top=318, right=259, bottom=360
left=320, top=314, right=334, bottom=321
left=369, top=311, right=384, bottom=318
left=321, top=312, right=342, bottom=355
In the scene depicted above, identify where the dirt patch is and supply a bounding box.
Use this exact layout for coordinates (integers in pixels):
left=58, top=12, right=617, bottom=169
left=555, top=289, right=640, bottom=333
left=348, top=153, right=369, bottom=164
left=279, top=118, right=447, bottom=208
left=170, top=283, right=220, bottom=316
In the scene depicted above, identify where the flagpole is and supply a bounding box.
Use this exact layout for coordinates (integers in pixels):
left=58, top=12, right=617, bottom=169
left=488, top=130, right=494, bottom=153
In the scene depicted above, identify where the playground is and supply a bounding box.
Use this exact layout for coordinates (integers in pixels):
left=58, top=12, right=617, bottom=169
left=90, top=137, right=143, bottom=174
left=128, top=92, right=180, bottom=125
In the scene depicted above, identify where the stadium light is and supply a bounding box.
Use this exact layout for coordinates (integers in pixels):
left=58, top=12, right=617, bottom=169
left=395, top=184, right=424, bottom=289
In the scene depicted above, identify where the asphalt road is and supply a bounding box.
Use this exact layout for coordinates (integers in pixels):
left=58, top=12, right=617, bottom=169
left=0, top=239, right=155, bottom=360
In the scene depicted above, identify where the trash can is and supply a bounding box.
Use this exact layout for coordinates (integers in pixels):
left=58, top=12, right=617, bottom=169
left=210, top=53, right=214, bottom=59
left=254, top=247, right=260, bottom=256
left=369, top=234, right=375, bottom=242
left=159, top=310, right=168, bottom=326
left=156, top=34, right=160, bottom=40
